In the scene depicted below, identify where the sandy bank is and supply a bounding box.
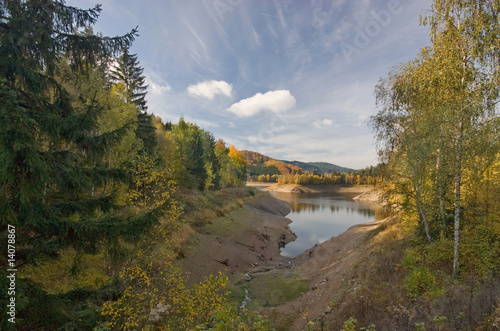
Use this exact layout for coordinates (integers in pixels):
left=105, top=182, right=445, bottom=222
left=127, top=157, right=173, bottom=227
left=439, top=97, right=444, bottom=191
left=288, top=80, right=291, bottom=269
left=352, top=187, right=383, bottom=204
left=262, top=184, right=321, bottom=193
left=246, top=182, right=272, bottom=187
left=261, top=183, right=377, bottom=195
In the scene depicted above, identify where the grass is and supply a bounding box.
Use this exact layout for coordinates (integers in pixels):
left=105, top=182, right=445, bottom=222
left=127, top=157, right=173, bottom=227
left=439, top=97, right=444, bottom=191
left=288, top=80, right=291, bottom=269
left=226, top=283, right=248, bottom=305
left=246, top=271, right=310, bottom=308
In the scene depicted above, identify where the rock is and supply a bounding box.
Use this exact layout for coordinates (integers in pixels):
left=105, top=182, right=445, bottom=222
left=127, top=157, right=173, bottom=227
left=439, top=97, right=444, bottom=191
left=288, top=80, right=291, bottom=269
left=216, top=258, right=229, bottom=266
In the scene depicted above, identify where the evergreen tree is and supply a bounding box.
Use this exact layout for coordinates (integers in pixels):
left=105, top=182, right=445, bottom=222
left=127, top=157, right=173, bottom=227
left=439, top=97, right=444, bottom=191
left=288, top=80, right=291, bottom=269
left=171, top=119, right=210, bottom=190
left=0, top=1, right=164, bottom=328
left=188, top=128, right=208, bottom=191
left=111, top=47, right=157, bottom=153
left=202, top=130, right=221, bottom=190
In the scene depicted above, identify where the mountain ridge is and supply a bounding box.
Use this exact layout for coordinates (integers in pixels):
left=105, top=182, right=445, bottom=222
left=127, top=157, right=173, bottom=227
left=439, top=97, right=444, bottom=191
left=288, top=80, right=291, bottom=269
left=280, top=160, right=354, bottom=174
left=240, top=150, right=354, bottom=175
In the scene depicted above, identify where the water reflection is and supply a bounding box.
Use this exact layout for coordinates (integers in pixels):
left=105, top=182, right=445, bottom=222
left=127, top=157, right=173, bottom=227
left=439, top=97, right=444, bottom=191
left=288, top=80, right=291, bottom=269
left=269, top=192, right=378, bottom=257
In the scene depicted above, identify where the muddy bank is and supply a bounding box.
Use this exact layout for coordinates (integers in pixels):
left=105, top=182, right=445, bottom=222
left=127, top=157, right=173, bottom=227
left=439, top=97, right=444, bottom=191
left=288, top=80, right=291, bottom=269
left=181, top=195, right=296, bottom=284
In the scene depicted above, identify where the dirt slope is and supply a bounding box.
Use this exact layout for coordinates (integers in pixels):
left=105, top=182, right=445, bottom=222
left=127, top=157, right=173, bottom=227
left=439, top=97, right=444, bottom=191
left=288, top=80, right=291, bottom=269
left=181, top=196, right=296, bottom=284
left=271, top=218, right=387, bottom=330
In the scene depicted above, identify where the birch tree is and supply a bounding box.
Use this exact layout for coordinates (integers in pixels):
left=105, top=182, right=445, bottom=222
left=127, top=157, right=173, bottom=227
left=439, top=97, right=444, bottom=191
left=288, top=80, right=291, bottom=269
left=373, top=0, right=499, bottom=278
left=423, top=0, right=500, bottom=279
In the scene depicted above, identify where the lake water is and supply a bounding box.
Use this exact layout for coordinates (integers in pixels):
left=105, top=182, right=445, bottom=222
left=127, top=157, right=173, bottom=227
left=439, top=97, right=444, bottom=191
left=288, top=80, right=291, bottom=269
left=269, top=191, right=378, bottom=257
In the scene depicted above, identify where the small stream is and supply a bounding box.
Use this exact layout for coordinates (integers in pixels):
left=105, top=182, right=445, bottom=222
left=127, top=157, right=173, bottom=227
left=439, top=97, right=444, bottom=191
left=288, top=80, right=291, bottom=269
left=239, top=273, right=252, bottom=309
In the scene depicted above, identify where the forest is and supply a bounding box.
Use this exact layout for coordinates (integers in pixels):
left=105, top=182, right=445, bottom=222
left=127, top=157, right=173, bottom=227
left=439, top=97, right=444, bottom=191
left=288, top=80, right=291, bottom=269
left=0, top=1, right=252, bottom=329
left=1, top=0, right=499, bottom=330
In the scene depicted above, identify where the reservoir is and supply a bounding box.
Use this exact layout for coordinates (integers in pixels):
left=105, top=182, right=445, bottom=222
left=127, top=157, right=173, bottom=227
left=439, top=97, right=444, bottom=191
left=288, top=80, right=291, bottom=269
left=269, top=191, right=379, bottom=257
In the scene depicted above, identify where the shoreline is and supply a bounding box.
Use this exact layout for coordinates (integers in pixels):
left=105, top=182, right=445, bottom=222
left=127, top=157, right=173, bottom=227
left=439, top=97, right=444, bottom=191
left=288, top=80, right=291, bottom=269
left=247, top=182, right=380, bottom=202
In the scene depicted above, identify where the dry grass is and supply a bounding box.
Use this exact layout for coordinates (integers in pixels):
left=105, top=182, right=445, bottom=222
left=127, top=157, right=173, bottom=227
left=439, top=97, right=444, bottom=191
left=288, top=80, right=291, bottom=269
left=315, top=216, right=500, bottom=331
left=177, top=187, right=265, bottom=227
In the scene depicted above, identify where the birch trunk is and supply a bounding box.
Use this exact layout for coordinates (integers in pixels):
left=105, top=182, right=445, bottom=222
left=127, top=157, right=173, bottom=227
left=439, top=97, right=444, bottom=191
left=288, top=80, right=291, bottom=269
left=436, top=145, right=447, bottom=232
left=414, top=168, right=432, bottom=243
left=452, top=126, right=463, bottom=279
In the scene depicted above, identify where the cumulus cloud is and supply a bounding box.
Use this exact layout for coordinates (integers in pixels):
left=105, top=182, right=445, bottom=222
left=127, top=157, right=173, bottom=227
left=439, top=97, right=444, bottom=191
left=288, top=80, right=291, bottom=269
left=227, top=90, right=296, bottom=117
left=148, top=80, right=171, bottom=96
left=313, top=118, right=335, bottom=128
left=187, top=80, right=232, bottom=100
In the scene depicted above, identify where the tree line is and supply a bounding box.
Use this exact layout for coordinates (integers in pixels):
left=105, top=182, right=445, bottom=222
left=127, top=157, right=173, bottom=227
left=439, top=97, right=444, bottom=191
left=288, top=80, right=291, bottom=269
left=251, top=165, right=383, bottom=186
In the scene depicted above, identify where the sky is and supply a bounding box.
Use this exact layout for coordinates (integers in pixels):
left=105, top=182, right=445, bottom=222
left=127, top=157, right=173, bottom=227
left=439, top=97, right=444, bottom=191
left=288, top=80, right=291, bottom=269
left=68, top=0, right=434, bottom=169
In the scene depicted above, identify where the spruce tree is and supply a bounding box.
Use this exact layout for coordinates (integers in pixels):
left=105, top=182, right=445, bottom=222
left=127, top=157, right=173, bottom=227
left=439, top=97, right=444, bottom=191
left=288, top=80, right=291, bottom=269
left=188, top=127, right=208, bottom=191
left=202, top=130, right=221, bottom=190
left=0, top=1, right=163, bottom=328
left=111, top=47, right=157, bottom=153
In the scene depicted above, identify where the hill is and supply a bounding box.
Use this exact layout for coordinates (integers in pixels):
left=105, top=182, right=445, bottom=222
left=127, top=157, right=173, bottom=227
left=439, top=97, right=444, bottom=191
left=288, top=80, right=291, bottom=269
left=240, top=150, right=354, bottom=176
left=282, top=160, right=354, bottom=174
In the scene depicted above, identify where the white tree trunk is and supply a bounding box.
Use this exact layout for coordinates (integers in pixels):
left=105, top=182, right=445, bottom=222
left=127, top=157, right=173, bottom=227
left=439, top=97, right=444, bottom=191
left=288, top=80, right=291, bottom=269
left=414, top=169, right=432, bottom=243
left=452, top=128, right=463, bottom=279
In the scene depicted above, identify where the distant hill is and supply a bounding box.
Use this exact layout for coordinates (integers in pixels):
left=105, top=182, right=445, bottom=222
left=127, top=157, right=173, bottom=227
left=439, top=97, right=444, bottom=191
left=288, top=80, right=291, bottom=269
left=282, top=160, right=354, bottom=174
left=240, top=150, right=354, bottom=175
left=241, top=150, right=301, bottom=176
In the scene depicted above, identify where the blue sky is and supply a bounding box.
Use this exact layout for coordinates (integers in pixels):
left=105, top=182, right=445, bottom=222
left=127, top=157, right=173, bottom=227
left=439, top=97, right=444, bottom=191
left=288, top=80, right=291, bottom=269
left=69, top=0, right=433, bottom=169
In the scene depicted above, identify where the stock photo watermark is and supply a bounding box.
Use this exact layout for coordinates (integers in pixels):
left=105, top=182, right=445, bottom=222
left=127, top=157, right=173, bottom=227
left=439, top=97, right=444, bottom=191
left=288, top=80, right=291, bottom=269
left=340, top=0, right=403, bottom=63
left=245, top=112, right=292, bottom=153
left=6, top=224, right=16, bottom=324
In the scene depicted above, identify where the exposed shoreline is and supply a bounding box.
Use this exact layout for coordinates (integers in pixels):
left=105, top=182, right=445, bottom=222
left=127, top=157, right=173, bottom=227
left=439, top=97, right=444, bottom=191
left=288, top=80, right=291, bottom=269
left=242, top=183, right=387, bottom=329
left=246, top=182, right=380, bottom=203
left=181, top=187, right=387, bottom=330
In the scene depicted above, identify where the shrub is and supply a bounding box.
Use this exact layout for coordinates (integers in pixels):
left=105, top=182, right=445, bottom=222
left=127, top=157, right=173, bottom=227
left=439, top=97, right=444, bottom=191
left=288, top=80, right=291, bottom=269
left=405, top=266, right=442, bottom=300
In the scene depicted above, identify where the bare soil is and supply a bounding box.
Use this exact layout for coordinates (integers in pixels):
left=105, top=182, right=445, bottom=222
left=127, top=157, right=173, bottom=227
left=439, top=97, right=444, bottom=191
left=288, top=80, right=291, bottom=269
left=271, top=218, right=388, bottom=330
left=181, top=196, right=296, bottom=284
left=259, top=183, right=376, bottom=195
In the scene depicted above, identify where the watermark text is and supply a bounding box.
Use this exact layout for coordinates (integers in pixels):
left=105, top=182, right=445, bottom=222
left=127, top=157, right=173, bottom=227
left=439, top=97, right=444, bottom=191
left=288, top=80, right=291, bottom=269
left=6, top=225, right=16, bottom=324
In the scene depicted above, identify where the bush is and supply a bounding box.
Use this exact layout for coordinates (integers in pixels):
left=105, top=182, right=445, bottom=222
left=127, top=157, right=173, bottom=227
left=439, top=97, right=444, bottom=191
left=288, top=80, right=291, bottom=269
left=405, top=266, right=442, bottom=300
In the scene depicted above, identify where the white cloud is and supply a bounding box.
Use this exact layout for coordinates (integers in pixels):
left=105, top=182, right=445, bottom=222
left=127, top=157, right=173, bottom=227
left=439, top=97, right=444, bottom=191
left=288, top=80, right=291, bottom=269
left=227, top=90, right=296, bottom=117
left=187, top=80, right=232, bottom=100
left=313, top=118, right=335, bottom=128
left=148, top=80, right=171, bottom=96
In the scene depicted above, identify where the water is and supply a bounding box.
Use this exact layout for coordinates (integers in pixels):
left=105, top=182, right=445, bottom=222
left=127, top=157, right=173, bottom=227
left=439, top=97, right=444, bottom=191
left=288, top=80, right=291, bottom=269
left=269, top=191, right=378, bottom=257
